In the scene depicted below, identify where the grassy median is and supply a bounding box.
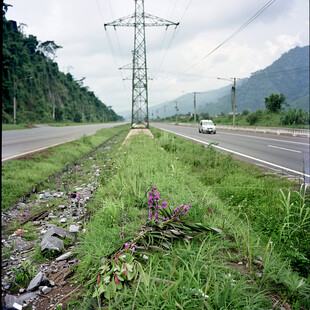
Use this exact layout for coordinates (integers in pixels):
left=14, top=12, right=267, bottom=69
left=73, top=129, right=309, bottom=309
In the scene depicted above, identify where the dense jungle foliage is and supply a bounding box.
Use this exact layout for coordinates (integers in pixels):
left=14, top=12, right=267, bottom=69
left=2, top=4, right=123, bottom=124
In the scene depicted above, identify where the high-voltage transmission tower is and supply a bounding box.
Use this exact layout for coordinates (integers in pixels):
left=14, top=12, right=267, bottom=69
left=104, top=0, right=179, bottom=128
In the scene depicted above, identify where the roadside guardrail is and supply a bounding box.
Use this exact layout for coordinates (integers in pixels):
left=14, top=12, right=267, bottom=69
left=168, top=123, right=310, bottom=138
left=215, top=125, right=310, bottom=137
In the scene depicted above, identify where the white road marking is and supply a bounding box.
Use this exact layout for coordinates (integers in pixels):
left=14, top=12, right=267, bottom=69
left=159, top=128, right=310, bottom=179
left=267, top=145, right=301, bottom=153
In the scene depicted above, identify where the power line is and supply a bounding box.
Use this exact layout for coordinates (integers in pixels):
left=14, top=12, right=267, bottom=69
left=153, top=0, right=193, bottom=76
left=94, top=0, right=131, bottom=98
left=186, top=0, right=277, bottom=72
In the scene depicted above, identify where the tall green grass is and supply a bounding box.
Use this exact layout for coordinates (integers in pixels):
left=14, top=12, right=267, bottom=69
left=153, top=128, right=310, bottom=278
left=75, top=132, right=309, bottom=309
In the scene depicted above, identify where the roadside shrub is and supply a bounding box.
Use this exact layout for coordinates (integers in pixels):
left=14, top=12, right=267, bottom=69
left=246, top=110, right=263, bottom=125
left=281, top=107, right=309, bottom=125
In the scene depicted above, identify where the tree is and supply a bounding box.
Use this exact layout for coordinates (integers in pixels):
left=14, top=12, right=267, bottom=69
left=37, top=40, right=62, bottom=60
left=264, top=93, right=287, bottom=113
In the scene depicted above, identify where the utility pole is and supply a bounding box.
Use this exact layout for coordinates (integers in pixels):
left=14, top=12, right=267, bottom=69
left=217, top=77, right=237, bottom=127
left=104, top=0, right=179, bottom=128
left=13, top=76, right=33, bottom=125
left=164, top=105, right=166, bottom=122
left=232, top=78, right=236, bottom=127
left=175, top=101, right=178, bottom=123
left=193, top=92, right=201, bottom=123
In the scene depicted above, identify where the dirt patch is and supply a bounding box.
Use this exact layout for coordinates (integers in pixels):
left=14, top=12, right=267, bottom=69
left=25, top=124, right=37, bottom=129
left=17, top=150, right=53, bottom=161
left=123, top=128, right=154, bottom=144
left=28, top=283, right=83, bottom=310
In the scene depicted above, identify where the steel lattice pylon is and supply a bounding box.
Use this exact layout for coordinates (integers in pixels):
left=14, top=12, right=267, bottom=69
left=104, top=0, right=179, bottom=128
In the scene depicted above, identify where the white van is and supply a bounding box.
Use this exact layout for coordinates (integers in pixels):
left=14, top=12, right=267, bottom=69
left=198, top=120, right=216, bottom=134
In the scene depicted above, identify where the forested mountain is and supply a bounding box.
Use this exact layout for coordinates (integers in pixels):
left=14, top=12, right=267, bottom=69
left=2, top=4, right=123, bottom=124
left=138, top=45, right=309, bottom=119
left=202, top=45, right=309, bottom=116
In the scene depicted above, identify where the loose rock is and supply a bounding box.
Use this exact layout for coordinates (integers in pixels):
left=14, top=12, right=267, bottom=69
left=56, top=252, right=72, bottom=261
left=27, top=272, right=44, bottom=291
left=68, top=225, right=79, bottom=233
left=41, top=236, right=64, bottom=252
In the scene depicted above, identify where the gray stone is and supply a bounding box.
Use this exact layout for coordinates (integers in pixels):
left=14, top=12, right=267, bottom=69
left=44, top=192, right=54, bottom=198
left=48, top=215, right=58, bottom=219
left=5, top=294, right=22, bottom=309
left=53, top=192, right=64, bottom=198
left=256, top=273, right=263, bottom=279
left=17, top=292, right=37, bottom=303
left=41, top=236, right=64, bottom=252
left=2, top=240, right=11, bottom=248
left=58, top=205, right=67, bottom=210
left=43, top=226, right=74, bottom=239
left=27, top=272, right=44, bottom=291
left=56, top=251, right=72, bottom=261
left=41, top=286, right=52, bottom=294
left=2, top=261, right=8, bottom=267
left=59, top=218, right=67, bottom=223
left=17, top=202, right=27, bottom=209
left=68, top=225, right=79, bottom=233
left=19, top=288, right=25, bottom=293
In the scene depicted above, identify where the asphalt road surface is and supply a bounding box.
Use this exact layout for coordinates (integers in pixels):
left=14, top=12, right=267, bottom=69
left=2, top=123, right=125, bottom=162
left=150, top=122, right=310, bottom=183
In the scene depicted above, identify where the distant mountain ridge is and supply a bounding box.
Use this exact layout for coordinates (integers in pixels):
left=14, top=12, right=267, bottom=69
left=119, top=45, right=309, bottom=119
left=205, top=45, right=309, bottom=116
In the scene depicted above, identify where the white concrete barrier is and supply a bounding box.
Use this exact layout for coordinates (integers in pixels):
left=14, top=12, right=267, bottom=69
left=216, top=125, right=310, bottom=137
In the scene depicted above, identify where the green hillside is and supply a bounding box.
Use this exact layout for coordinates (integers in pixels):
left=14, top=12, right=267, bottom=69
left=2, top=4, right=123, bottom=124
left=201, top=45, right=309, bottom=115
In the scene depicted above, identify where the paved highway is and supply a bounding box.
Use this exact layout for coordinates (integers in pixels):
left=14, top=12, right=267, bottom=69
left=2, top=123, right=125, bottom=162
left=150, top=122, right=310, bottom=183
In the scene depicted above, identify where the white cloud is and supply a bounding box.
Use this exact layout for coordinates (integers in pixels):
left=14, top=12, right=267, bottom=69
left=5, top=0, right=309, bottom=113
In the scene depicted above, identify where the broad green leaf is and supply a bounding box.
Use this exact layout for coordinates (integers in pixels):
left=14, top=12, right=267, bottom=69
left=126, top=263, right=134, bottom=273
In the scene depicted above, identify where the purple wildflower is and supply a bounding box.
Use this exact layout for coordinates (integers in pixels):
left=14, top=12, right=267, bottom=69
left=120, top=232, right=124, bottom=238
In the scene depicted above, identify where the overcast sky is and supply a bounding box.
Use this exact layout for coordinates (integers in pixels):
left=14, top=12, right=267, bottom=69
left=5, top=0, right=309, bottom=113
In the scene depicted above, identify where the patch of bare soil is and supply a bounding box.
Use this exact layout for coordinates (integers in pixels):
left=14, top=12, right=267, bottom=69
left=123, top=128, right=153, bottom=144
